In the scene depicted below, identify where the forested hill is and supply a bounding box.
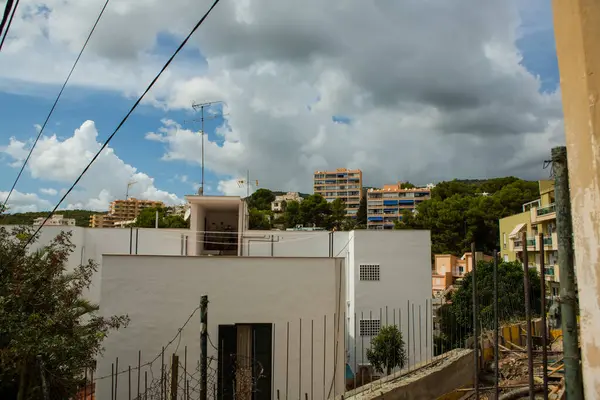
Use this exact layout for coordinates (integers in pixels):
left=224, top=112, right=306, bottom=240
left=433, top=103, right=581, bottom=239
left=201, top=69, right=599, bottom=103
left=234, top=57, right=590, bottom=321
left=0, top=210, right=103, bottom=227
left=399, top=177, right=541, bottom=256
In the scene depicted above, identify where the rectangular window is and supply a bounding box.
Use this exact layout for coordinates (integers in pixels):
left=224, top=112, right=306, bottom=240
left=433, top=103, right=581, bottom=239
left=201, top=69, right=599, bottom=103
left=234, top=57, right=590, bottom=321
left=503, top=233, right=507, bottom=249
left=359, top=264, right=380, bottom=281
left=503, top=254, right=509, bottom=262
left=359, top=319, right=381, bottom=336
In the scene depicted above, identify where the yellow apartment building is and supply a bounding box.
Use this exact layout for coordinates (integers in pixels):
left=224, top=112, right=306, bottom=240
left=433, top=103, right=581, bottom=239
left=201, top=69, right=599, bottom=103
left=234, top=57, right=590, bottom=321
left=313, top=168, right=363, bottom=217
left=90, top=198, right=164, bottom=227
left=498, top=180, right=559, bottom=295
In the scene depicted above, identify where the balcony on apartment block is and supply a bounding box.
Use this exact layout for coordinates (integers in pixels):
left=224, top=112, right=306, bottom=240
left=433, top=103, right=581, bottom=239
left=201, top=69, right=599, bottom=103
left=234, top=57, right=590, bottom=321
left=531, top=203, right=556, bottom=223
left=511, top=233, right=558, bottom=252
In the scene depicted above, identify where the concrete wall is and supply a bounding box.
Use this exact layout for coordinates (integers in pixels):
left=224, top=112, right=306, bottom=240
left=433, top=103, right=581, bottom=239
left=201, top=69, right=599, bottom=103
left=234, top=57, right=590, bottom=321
left=348, top=349, right=473, bottom=400
left=12, top=225, right=189, bottom=303
left=97, top=255, right=346, bottom=400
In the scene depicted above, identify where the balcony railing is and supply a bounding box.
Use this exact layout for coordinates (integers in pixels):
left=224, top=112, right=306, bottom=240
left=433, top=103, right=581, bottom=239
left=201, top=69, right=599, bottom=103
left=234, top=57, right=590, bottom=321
left=537, top=203, right=556, bottom=216
left=543, top=236, right=553, bottom=246
left=526, top=237, right=536, bottom=247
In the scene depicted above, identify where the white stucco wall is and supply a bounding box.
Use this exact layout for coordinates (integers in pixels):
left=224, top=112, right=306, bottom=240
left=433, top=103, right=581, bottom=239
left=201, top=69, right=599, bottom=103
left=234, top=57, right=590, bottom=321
left=241, top=229, right=433, bottom=372
left=97, top=255, right=346, bottom=400
left=8, top=225, right=189, bottom=304
left=349, top=229, right=433, bottom=371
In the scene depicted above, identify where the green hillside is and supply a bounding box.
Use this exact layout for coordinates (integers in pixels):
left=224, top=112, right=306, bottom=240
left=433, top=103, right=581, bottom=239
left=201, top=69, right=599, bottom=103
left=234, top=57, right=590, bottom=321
left=0, top=210, right=104, bottom=227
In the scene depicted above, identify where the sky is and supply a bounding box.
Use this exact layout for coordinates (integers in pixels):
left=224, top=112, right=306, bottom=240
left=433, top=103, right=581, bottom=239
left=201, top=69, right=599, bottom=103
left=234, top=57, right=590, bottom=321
left=0, top=0, right=563, bottom=213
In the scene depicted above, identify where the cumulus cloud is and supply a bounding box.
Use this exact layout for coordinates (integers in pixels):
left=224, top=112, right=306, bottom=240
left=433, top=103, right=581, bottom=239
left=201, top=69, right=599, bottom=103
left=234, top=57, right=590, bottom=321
left=217, top=179, right=255, bottom=197
left=0, top=190, right=53, bottom=213
left=39, top=188, right=58, bottom=196
left=1, top=121, right=182, bottom=210
left=0, top=0, right=565, bottom=195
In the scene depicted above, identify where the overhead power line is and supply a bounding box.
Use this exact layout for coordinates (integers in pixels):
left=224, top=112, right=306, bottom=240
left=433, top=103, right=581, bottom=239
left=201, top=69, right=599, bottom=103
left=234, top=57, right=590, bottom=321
left=0, top=0, right=20, bottom=51
left=21, top=0, right=223, bottom=249
left=1, top=0, right=111, bottom=212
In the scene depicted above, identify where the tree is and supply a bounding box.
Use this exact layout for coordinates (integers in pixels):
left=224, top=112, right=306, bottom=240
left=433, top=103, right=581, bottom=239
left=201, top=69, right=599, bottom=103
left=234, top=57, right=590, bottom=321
left=0, top=226, right=128, bottom=399
left=366, top=325, right=407, bottom=375
left=247, top=189, right=276, bottom=211
left=249, top=208, right=271, bottom=230
left=393, top=209, right=416, bottom=230
left=329, top=198, right=346, bottom=230
left=436, top=260, right=541, bottom=351
left=407, top=178, right=540, bottom=256
left=134, top=207, right=189, bottom=229
left=283, top=200, right=302, bottom=229
left=135, top=207, right=166, bottom=228
left=299, top=194, right=331, bottom=228
left=356, top=195, right=367, bottom=226
left=401, top=182, right=415, bottom=189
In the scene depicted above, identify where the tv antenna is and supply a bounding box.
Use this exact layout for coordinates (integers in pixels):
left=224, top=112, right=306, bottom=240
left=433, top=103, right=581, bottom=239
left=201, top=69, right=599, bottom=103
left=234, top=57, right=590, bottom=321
left=191, top=100, right=226, bottom=195
left=125, top=180, right=137, bottom=200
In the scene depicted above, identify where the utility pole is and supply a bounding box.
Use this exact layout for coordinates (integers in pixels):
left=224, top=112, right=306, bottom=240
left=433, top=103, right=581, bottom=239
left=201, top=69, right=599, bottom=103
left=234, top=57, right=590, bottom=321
left=192, top=101, right=225, bottom=196
left=552, top=1, right=600, bottom=396
left=551, top=146, right=583, bottom=398
left=471, top=242, right=479, bottom=398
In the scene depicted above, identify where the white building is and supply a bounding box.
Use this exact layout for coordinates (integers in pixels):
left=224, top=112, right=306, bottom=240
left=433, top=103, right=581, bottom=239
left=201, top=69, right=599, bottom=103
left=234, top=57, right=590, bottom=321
left=32, top=214, right=76, bottom=226
left=271, top=192, right=303, bottom=213
left=98, top=255, right=346, bottom=400
left=11, top=195, right=432, bottom=399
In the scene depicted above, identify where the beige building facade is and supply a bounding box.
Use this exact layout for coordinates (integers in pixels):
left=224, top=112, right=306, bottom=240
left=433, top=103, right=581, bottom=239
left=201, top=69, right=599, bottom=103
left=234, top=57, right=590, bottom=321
left=90, top=198, right=164, bottom=228
left=313, top=168, right=363, bottom=217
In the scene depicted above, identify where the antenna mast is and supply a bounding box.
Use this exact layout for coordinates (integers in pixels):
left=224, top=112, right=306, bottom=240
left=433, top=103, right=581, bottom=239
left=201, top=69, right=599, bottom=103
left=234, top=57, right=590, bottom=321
left=191, top=100, right=225, bottom=195
left=125, top=180, right=137, bottom=200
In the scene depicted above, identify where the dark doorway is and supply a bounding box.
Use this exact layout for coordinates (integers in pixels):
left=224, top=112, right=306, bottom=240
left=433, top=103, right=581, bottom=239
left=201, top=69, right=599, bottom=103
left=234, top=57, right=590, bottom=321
left=217, top=323, right=273, bottom=400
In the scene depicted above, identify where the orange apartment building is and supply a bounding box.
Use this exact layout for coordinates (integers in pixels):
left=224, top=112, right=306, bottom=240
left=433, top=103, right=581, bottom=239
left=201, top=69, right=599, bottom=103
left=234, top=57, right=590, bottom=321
left=313, top=168, right=363, bottom=217
left=432, top=252, right=494, bottom=297
left=89, top=198, right=164, bottom=228
left=366, top=182, right=432, bottom=229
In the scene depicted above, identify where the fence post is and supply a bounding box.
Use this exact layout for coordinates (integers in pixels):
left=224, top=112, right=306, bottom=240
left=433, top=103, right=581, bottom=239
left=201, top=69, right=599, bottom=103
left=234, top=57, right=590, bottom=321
left=200, top=295, right=209, bottom=400
left=521, top=231, right=534, bottom=400
left=471, top=242, right=479, bottom=399
left=171, top=354, right=179, bottom=400
left=552, top=146, right=584, bottom=399
left=493, top=250, right=499, bottom=400
left=539, top=232, right=549, bottom=400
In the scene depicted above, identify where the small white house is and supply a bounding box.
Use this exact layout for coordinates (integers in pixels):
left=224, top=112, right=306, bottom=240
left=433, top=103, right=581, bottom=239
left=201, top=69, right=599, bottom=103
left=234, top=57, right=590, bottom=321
left=96, top=255, right=346, bottom=400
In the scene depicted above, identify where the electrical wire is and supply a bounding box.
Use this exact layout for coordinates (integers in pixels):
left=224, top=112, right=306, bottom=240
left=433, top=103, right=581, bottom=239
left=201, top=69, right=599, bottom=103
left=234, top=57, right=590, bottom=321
left=21, top=0, right=223, bottom=250
left=0, top=0, right=19, bottom=50
left=1, top=0, right=110, bottom=212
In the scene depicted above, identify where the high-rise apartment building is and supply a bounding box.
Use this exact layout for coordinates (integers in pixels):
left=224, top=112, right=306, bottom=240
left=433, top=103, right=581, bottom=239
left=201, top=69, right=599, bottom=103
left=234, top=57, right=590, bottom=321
left=90, top=198, right=164, bottom=228
left=366, top=183, right=432, bottom=229
left=313, top=168, right=363, bottom=217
